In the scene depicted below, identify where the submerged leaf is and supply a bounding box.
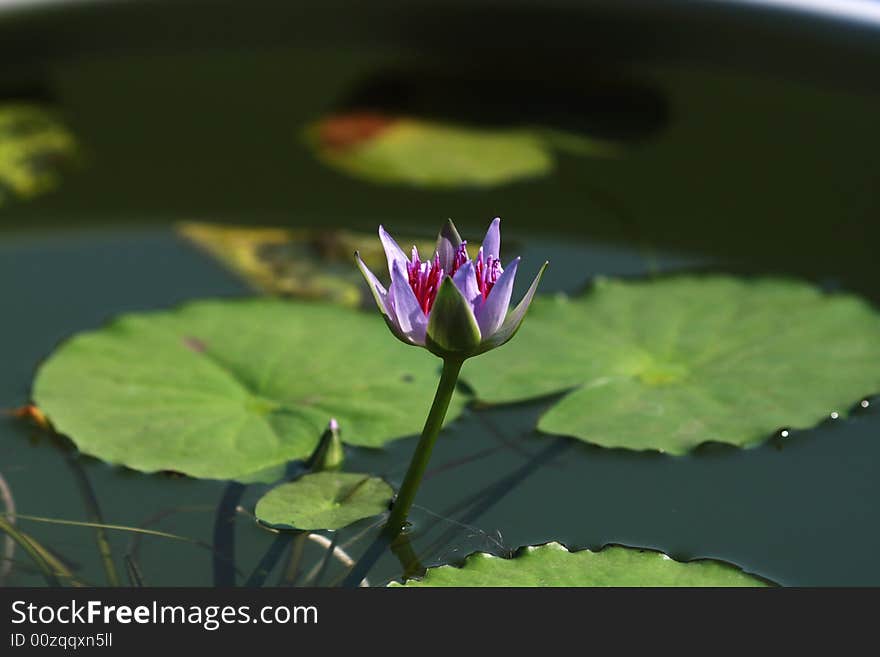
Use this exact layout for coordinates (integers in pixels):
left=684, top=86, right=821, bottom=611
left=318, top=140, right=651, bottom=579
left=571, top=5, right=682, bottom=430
left=392, top=542, right=770, bottom=586
left=305, top=113, right=615, bottom=188
left=178, top=222, right=437, bottom=307
left=0, top=103, right=78, bottom=206
left=255, top=472, right=393, bottom=531
left=462, top=276, right=880, bottom=454
left=32, top=299, right=468, bottom=480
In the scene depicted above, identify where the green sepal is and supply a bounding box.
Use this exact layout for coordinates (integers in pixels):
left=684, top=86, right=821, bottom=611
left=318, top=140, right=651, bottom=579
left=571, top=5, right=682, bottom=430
left=426, top=276, right=482, bottom=357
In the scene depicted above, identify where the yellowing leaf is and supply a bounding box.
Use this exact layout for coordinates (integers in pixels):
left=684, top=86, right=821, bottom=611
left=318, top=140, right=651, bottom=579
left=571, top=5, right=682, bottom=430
left=179, top=222, right=468, bottom=307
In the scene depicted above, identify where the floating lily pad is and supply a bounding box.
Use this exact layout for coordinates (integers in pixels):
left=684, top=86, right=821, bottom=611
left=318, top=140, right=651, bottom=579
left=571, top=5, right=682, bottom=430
left=178, top=222, right=439, bottom=307
left=306, top=113, right=614, bottom=188
left=392, top=542, right=769, bottom=586
left=32, top=299, right=467, bottom=480
left=462, top=276, right=880, bottom=454
left=0, top=103, right=78, bottom=206
left=255, top=472, right=393, bottom=531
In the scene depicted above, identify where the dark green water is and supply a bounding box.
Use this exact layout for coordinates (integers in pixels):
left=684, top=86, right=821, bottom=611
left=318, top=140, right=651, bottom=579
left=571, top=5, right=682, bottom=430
left=1, top=4, right=880, bottom=586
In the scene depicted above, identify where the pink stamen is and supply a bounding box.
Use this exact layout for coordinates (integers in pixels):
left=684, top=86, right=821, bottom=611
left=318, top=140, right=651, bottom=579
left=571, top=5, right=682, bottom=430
left=474, top=247, right=502, bottom=299
left=405, top=240, right=503, bottom=315
left=406, top=247, right=444, bottom=314
left=452, top=241, right=469, bottom=274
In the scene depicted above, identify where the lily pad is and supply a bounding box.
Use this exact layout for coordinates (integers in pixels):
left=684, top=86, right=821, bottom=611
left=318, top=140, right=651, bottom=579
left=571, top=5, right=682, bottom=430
left=255, top=472, right=393, bottom=531
left=0, top=103, right=78, bottom=206
left=178, top=222, right=438, bottom=307
left=392, top=542, right=769, bottom=586
left=32, top=299, right=467, bottom=480
left=462, top=276, right=880, bottom=454
left=305, top=113, right=613, bottom=188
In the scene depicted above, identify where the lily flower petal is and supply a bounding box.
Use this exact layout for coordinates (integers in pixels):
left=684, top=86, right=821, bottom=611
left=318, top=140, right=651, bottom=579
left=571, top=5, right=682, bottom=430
left=355, top=251, right=391, bottom=319
left=389, top=259, right=428, bottom=345
left=435, top=218, right=464, bottom=273
left=426, top=276, right=481, bottom=355
left=478, top=261, right=548, bottom=354
left=358, top=217, right=546, bottom=359
left=476, top=256, right=519, bottom=338
left=452, top=259, right=481, bottom=313
left=379, top=225, right=409, bottom=277
left=481, top=217, right=501, bottom=260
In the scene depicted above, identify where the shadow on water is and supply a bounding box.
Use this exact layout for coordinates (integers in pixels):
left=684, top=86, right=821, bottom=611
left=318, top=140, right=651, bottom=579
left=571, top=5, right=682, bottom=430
left=343, top=394, right=574, bottom=587
left=335, top=69, right=669, bottom=143
left=212, top=482, right=246, bottom=587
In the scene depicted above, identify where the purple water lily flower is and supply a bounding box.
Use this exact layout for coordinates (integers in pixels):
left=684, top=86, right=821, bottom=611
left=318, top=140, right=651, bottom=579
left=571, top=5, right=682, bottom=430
left=356, top=217, right=547, bottom=359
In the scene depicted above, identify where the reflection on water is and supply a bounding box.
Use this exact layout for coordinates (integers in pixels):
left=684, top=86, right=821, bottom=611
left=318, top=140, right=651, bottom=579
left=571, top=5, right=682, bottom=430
left=1, top=230, right=879, bottom=586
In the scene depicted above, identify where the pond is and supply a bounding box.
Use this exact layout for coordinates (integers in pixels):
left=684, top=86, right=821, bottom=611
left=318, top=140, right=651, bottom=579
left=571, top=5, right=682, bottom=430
left=1, top=0, right=879, bottom=587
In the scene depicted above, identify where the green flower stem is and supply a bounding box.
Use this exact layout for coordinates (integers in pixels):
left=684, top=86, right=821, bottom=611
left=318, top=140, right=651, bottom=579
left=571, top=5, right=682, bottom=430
left=383, top=357, right=463, bottom=539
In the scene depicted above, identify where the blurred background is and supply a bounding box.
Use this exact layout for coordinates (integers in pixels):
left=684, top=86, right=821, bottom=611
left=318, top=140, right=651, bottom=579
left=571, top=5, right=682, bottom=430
left=0, top=0, right=878, bottom=274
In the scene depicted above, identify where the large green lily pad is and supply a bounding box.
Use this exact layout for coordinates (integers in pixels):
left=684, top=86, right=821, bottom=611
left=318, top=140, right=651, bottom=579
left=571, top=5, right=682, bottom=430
left=0, top=103, right=78, bottom=206
left=462, top=276, right=880, bottom=454
left=392, top=542, right=770, bottom=586
left=255, top=472, right=393, bottom=531
left=32, top=299, right=466, bottom=480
